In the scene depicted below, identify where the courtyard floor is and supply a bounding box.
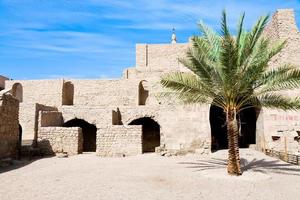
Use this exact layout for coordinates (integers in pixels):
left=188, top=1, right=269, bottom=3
left=0, top=149, right=300, bottom=200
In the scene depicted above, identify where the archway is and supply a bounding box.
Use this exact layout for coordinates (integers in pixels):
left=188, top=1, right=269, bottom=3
left=210, top=105, right=258, bottom=151
left=12, top=83, right=23, bottom=102
left=62, top=81, right=74, bottom=105
left=129, top=117, right=160, bottom=153
left=63, top=118, right=96, bottom=152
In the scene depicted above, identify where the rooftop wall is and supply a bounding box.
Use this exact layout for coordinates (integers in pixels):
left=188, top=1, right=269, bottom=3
left=136, top=43, right=190, bottom=72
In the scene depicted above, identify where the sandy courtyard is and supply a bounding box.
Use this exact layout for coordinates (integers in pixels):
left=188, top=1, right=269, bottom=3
left=1, top=149, right=300, bottom=200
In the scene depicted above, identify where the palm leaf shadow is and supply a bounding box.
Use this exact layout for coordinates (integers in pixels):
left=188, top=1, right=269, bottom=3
left=178, top=157, right=300, bottom=176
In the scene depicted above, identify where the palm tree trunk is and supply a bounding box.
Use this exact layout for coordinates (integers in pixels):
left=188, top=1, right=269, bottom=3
left=226, top=108, right=242, bottom=175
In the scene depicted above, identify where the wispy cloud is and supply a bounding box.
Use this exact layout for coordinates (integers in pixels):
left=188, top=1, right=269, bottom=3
left=0, top=0, right=299, bottom=79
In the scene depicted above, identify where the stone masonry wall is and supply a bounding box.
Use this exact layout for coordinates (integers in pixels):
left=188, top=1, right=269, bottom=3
left=5, top=80, right=64, bottom=107
left=0, top=93, right=19, bottom=159
left=70, top=79, right=139, bottom=106
left=38, top=127, right=83, bottom=155
left=97, top=125, right=142, bottom=156
left=0, top=75, right=8, bottom=90
left=136, top=43, right=190, bottom=72
left=39, top=111, right=63, bottom=127
left=117, top=104, right=211, bottom=153
left=19, top=103, right=57, bottom=141
left=256, top=108, right=300, bottom=154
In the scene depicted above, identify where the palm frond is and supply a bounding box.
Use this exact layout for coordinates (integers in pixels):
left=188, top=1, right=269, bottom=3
left=254, top=94, right=300, bottom=110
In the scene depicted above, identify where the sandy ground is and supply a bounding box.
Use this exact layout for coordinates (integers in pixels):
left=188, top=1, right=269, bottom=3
left=1, top=149, right=300, bottom=200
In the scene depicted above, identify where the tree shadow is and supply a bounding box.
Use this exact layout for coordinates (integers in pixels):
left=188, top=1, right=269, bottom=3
left=178, top=157, right=300, bottom=176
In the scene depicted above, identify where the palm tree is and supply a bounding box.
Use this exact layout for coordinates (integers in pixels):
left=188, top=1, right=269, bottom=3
left=160, top=11, right=300, bottom=176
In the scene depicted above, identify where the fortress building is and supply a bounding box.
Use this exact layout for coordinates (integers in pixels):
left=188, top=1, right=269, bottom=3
left=1, top=9, right=300, bottom=158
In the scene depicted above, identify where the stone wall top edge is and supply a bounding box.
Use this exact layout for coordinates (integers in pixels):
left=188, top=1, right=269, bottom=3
left=136, top=43, right=189, bottom=46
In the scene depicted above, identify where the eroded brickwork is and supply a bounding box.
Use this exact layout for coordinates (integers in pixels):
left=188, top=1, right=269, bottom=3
left=0, top=93, right=19, bottom=159
left=38, top=127, right=83, bottom=155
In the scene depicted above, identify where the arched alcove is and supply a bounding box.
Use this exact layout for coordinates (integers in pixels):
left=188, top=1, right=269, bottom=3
left=62, top=81, right=74, bottom=105
left=210, top=105, right=259, bottom=151
left=129, top=117, right=160, bottom=153
left=12, top=83, right=23, bottom=102
left=138, top=81, right=149, bottom=105
left=63, top=118, right=96, bottom=152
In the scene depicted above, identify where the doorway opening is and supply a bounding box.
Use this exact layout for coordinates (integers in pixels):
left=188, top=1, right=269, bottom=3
left=63, top=118, right=97, bottom=152
left=210, top=105, right=258, bottom=151
left=129, top=117, right=160, bottom=153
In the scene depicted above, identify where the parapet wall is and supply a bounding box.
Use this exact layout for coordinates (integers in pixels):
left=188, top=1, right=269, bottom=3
left=136, top=43, right=190, bottom=72
left=0, top=93, right=19, bottom=159
left=96, top=125, right=142, bottom=156
left=6, top=80, right=64, bottom=107
left=38, top=127, right=83, bottom=155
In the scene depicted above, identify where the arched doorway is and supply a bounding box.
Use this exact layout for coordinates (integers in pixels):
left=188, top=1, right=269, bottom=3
left=63, top=118, right=96, bottom=152
left=210, top=105, right=258, bottom=151
left=12, top=83, right=23, bottom=102
left=62, top=81, right=74, bottom=105
left=129, top=117, right=160, bottom=153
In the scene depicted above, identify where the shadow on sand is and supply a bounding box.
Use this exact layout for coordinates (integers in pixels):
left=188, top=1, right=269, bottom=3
left=178, top=157, right=300, bottom=176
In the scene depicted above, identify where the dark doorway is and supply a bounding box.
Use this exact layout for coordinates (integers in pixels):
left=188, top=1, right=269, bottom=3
left=210, top=105, right=258, bottom=151
left=18, top=124, right=22, bottom=159
left=63, top=118, right=97, bottom=152
left=129, top=117, right=160, bottom=153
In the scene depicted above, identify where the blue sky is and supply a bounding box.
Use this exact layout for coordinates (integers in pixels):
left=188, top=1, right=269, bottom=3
left=0, top=0, right=300, bottom=80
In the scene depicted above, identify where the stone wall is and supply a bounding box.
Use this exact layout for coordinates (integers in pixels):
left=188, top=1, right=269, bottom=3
left=97, top=125, right=142, bottom=156
left=38, top=127, right=83, bottom=155
left=5, top=80, right=64, bottom=107
left=70, top=79, right=139, bottom=106
left=117, top=104, right=211, bottom=152
left=136, top=43, right=190, bottom=72
left=39, top=111, right=63, bottom=127
left=0, top=75, right=9, bottom=90
left=19, top=103, right=57, bottom=141
left=61, top=106, right=115, bottom=128
left=256, top=108, right=300, bottom=154
left=0, top=93, right=19, bottom=159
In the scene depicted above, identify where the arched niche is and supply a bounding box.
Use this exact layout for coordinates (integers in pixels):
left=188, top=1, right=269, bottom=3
left=12, top=83, right=23, bottom=102
left=138, top=80, right=149, bottom=105
left=129, top=117, right=160, bottom=153
left=62, top=81, right=74, bottom=105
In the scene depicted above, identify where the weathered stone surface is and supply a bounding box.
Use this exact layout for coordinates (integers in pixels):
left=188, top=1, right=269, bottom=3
left=0, top=93, right=19, bottom=159
left=38, top=127, right=83, bottom=156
